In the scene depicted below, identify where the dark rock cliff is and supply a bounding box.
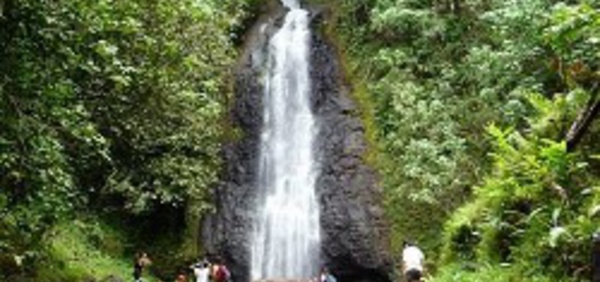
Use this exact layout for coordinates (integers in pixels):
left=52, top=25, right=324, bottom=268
left=201, top=7, right=280, bottom=282
left=202, top=4, right=392, bottom=282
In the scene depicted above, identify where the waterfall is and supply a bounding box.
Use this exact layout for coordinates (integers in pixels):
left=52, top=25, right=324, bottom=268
left=280, top=0, right=300, bottom=9
left=250, top=0, right=321, bottom=280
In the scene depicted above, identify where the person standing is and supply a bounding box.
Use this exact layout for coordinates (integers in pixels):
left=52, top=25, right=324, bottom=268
left=320, top=267, right=337, bottom=282
left=402, top=241, right=425, bottom=282
left=210, top=259, right=220, bottom=282
left=213, top=261, right=230, bottom=282
left=192, top=260, right=211, bottom=282
left=133, top=252, right=152, bottom=282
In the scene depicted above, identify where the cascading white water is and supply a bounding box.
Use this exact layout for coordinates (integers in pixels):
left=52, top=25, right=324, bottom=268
left=280, top=0, right=300, bottom=9
left=250, top=0, right=321, bottom=280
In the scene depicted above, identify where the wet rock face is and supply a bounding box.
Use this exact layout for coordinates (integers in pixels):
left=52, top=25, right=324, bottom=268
left=201, top=45, right=262, bottom=282
left=309, top=13, right=393, bottom=282
left=202, top=5, right=392, bottom=282
left=201, top=8, right=279, bottom=282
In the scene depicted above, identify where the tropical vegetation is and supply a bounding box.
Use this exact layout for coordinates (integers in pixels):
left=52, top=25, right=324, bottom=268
left=1, top=0, right=598, bottom=280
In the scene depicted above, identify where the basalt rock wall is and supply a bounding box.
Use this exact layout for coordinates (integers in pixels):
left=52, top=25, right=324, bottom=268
left=202, top=4, right=392, bottom=282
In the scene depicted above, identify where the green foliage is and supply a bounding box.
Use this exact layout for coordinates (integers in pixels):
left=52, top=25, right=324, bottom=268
left=0, top=0, right=251, bottom=278
left=433, top=2, right=600, bottom=279
left=320, top=0, right=600, bottom=279
left=321, top=0, right=553, bottom=257
left=545, top=2, right=600, bottom=86
left=34, top=218, right=151, bottom=282
left=440, top=89, right=598, bottom=280
left=428, top=263, right=560, bottom=282
left=57, top=0, right=242, bottom=213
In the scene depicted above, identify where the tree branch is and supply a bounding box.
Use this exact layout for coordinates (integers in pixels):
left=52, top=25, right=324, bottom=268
left=566, top=84, right=599, bottom=151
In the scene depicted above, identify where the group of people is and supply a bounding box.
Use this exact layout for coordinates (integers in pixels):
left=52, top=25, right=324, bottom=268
left=132, top=253, right=230, bottom=282
left=189, top=258, right=231, bottom=282
left=132, top=242, right=424, bottom=282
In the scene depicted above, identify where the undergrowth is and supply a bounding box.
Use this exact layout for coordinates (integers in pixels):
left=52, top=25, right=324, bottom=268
left=35, top=218, right=158, bottom=282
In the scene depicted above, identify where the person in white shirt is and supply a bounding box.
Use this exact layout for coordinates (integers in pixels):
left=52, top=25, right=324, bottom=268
left=402, top=241, right=425, bottom=282
left=191, top=260, right=211, bottom=282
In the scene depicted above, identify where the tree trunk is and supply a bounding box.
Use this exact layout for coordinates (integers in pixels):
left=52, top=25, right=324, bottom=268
left=593, top=233, right=600, bottom=282
left=453, top=0, right=461, bottom=14
left=565, top=90, right=599, bottom=152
